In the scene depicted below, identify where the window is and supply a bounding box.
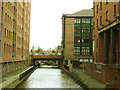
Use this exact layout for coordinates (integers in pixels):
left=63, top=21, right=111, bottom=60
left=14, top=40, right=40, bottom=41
left=5, top=28, right=6, bottom=37
left=106, top=0, right=108, bottom=4
left=114, top=5, right=116, bottom=16
left=82, top=39, right=84, bottom=42
left=91, top=19, right=93, bottom=25
left=106, top=11, right=108, bottom=21
left=93, top=8, right=95, bottom=17
left=7, top=30, right=8, bottom=38
left=75, top=18, right=81, bottom=24
left=100, top=16, right=102, bottom=25
left=97, top=5, right=98, bottom=13
left=74, top=47, right=80, bottom=55
left=100, top=1, right=102, bottom=10
left=97, top=19, right=98, bottom=27
left=81, top=47, right=90, bottom=55
left=78, top=40, right=80, bottom=43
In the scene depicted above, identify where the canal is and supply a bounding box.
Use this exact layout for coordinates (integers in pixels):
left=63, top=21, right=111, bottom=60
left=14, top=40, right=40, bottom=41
left=17, top=67, right=83, bottom=88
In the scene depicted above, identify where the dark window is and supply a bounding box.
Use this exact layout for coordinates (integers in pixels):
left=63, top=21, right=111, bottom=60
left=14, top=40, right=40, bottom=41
left=100, top=16, right=102, bottom=25
left=97, top=19, right=98, bottom=27
left=5, top=28, right=6, bottom=37
left=93, top=8, right=95, bottom=17
left=106, top=11, right=108, bottom=20
left=100, top=1, right=102, bottom=10
left=97, top=5, right=98, bottom=13
left=114, top=5, right=116, bottom=16
left=106, top=0, right=108, bottom=4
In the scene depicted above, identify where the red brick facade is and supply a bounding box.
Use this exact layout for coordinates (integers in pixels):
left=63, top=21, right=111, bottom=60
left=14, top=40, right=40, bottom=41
left=85, top=1, right=120, bottom=89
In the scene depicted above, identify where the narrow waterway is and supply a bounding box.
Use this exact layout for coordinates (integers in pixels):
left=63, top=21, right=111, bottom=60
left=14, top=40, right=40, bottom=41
left=17, top=68, right=83, bottom=88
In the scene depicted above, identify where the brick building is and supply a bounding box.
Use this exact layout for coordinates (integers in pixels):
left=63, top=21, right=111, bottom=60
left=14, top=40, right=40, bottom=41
left=85, top=1, right=120, bottom=89
left=61, top=9, right=93, bottom=69
left=0, top=0, right=31, bottom=75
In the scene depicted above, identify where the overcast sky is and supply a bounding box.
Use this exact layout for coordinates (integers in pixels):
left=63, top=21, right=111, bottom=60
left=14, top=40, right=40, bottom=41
left=30, top=0, right=93, bottom=50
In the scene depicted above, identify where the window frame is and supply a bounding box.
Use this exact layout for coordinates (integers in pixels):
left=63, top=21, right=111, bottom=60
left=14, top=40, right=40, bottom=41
left=106, top=0, right=108, bottom=4
left=100, top=0, right=102, bottom=10
left=114, top=5, right=116, bottom=16
left=106, top=11, right=108, bottom=21
left=97, top=19, right=98, bottom=27
left=100, top=16, right=102, bottom=25
left=97, top=5, right=99, bottom=13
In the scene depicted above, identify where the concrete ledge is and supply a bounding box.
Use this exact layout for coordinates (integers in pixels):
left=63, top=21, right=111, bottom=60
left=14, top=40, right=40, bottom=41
left=1, top=66, right=38, bottom=89
left=60, top=67, right=88, bottom=89
left=60, top=67, right=106, bottom=90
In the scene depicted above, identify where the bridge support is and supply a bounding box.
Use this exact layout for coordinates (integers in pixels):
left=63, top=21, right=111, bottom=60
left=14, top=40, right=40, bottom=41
left=33, top=60, right=35, bottom=66
left=58, top=59, right=63, bottom=68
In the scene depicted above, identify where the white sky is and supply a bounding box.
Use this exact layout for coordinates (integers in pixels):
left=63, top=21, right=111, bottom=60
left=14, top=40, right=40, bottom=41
left=30, top=0, right=93, bottom=50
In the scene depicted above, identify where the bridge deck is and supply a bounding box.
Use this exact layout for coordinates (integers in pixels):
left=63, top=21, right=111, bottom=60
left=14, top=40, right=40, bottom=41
left=31, top=55, right=62, bottom=60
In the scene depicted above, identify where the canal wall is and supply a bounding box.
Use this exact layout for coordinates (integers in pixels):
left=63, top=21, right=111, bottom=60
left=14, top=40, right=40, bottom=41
left=60, top=66, right=105, bottom=89
left=1, top=61, right=29, bottom=76
left=1, top=65, right=38, bottom=89
left=60, top=66, right=88, bottom=90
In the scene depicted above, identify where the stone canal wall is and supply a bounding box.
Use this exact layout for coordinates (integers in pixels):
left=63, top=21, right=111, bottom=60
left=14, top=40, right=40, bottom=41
left=1, top=65, right=38, bottom=89
left=60, top=66, right=88, bottom=89
left=60, top=66, right=105, bottom=89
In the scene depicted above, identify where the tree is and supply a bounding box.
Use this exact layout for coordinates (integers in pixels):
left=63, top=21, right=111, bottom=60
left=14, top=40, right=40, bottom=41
left=35, top=47, right=43, bottom=54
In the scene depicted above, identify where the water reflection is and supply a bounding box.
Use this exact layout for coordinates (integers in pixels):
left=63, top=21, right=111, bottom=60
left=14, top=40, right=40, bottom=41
left=17, top=68, right=82, bottom=88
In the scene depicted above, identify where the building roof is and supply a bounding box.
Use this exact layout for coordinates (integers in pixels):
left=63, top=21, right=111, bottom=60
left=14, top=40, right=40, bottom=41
left=63, top=9, right=93, bottom=18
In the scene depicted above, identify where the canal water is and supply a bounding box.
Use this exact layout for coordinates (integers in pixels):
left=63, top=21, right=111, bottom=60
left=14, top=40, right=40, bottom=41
left=17, top=68, right=83, bottom=88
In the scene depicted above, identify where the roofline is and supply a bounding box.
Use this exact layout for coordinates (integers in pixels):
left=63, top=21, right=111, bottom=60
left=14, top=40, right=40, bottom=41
left=62, top=15, right=93, bottom=18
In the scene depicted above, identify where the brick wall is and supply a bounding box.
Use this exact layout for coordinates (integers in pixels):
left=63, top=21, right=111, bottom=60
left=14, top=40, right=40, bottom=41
left=93, top=2, right=119, bottom=63
left=65, top=18, right=74, bottom=59
left=85, top=63, right=119, bottom=88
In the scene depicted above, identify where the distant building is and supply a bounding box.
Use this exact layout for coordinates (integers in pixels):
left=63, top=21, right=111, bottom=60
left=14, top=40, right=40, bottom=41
left=0, top=1, right=31, bottom=75
left=62, top=9, right=93, bottom=69
left=85, top=1, right=120, bottom=89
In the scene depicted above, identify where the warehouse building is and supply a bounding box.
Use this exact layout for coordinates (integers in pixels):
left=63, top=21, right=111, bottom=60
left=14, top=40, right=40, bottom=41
left=0, top=0, right=31, bottom=75
left=85, top=1, right=120, bottom=89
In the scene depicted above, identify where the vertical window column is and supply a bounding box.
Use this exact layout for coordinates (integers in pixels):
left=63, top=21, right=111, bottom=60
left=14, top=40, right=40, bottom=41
left=104, top=32, right=108, bottom=64
left=110, top=28, right=115, bottom=64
